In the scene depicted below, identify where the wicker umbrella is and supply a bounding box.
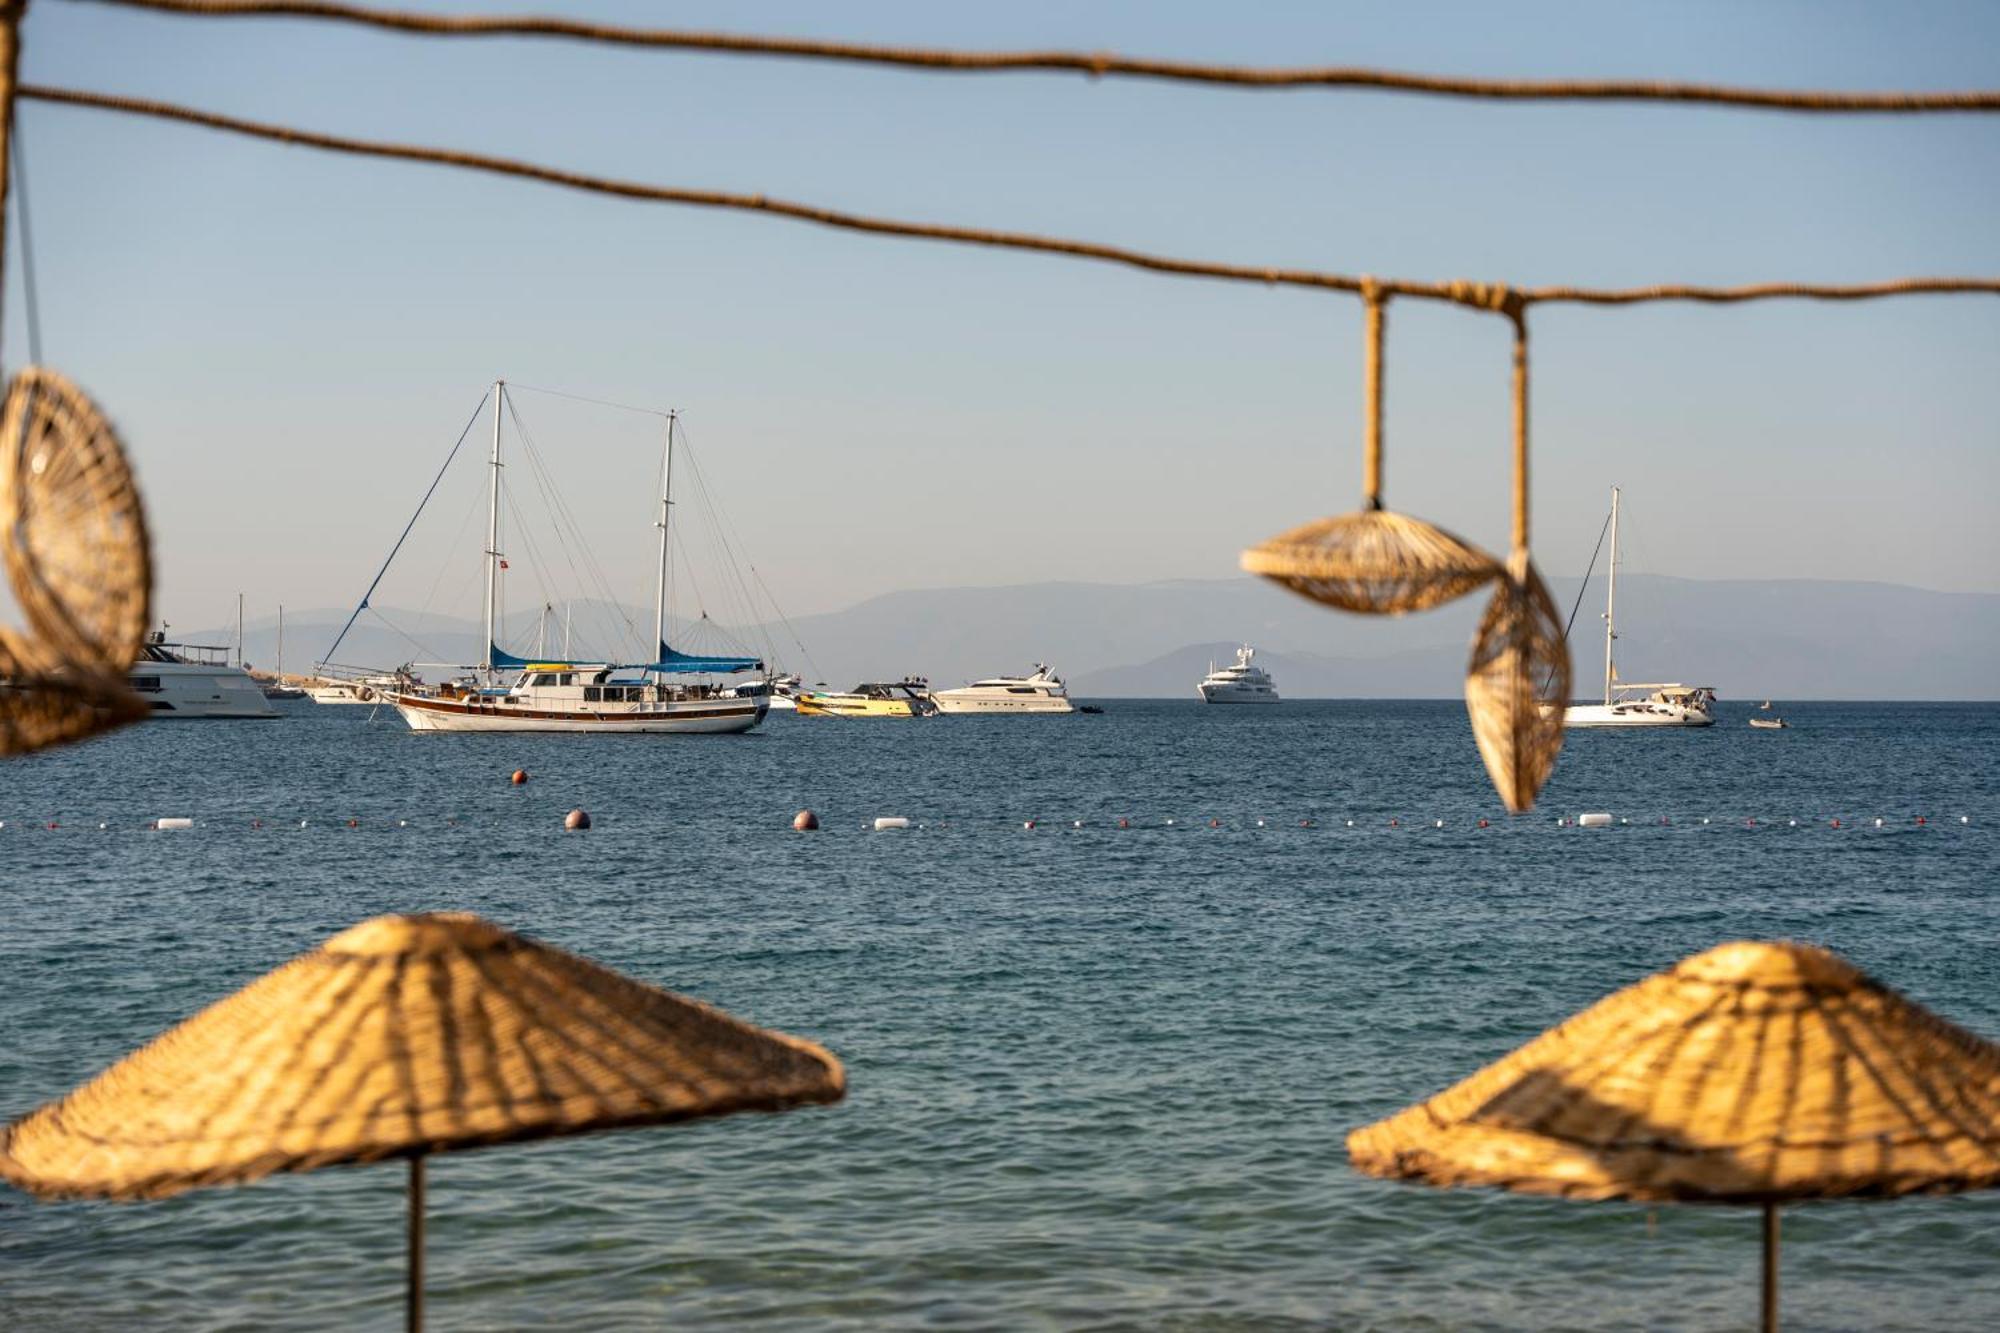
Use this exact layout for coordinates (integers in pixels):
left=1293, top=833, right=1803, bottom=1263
left=1347, top=941, right=2000, bottom=1330
left=1240, top=284, right=1500, bottom=615
left=0, top=913, right=846, bottom=1329
left=0, top=367, right=153, bottom=755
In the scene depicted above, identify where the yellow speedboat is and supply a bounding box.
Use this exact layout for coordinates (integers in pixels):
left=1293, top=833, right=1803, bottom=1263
left=794, top=678, right=937, bottom=717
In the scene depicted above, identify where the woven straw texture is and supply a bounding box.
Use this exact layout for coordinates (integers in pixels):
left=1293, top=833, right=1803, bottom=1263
left=0, top=368, right=153, bottom=673
left=1347, top=940, right=2000, bottom=1204
left=1242, top=508, right=1500, bottom=616
left=1464, top=553, right=1568, bottom=812
left=0, top=628, right=148, bottom=754
left=0, top=913, right=846, bottom=1201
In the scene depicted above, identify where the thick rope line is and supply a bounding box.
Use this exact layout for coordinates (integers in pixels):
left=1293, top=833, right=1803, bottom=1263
left=1361, top=284, right=1385, bottom=506
left=22, top=84, right=2000, bottom=315
left=79, top=0, right=2000, bottom=114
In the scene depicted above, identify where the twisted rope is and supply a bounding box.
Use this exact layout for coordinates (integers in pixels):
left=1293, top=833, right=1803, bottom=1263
left=1361, top=281, right=1386, bottom=508
left=78, top=0, right=2000, bottom=114
left=25, top=85, right=2000, bottom=319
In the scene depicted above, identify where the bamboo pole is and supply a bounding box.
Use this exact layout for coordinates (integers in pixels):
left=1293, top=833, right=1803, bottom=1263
left=1762, top=1202, right=1780, bottom=1333
left=0, top=0, right=28, bottom=366
left=408, top=1154, right=426, bottom=1333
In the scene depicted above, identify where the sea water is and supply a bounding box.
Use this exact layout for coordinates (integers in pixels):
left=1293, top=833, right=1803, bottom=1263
left=1, top=700, right=1995, bottom=1331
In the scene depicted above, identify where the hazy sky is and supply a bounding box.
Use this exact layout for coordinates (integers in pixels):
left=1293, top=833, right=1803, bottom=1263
left=9, top=0, right=1998, bottom=638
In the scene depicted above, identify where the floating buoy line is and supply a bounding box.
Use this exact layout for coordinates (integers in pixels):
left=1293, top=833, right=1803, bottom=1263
left=0, top=813, right=1974, bottom=834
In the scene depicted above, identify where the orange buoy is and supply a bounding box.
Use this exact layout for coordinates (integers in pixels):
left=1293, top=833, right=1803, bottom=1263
left=1117, top=817, right=1130, bottom=829
left=565, top=808, right=591, bottom=831
left=1915, top=815, right=1927, bottom=825
left=1023, top=820, right=1035, bottom=830
left=347, top=818, right=359, bottom=828
left=1477, top=818, right=1490, bottom=828
left=793, top=809, right=819, bottom=831
left=511, top=769, right=529, bottom=785
left=1208, top=818, right=1220, bottom=828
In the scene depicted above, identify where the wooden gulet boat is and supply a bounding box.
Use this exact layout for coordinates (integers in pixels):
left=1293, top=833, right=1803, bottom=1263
left=359, top=381, right=767, bottom=734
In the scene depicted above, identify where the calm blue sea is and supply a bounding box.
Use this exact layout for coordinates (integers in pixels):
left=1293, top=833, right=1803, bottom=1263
left=1, top=700, right=1996, bottom=1331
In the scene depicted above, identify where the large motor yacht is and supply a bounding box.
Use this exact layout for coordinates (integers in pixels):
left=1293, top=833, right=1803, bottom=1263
left=931, top=664, right=1074, bottom=714
left=1198, top=646, right=1280, bottom=704
left=130, top=634, right=278, bottom=719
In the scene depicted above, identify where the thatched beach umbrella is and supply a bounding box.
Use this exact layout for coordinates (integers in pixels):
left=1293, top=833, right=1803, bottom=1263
left=0, top=913, right=846, bottom=1329
left=1348, top=941, right=2000, bottom=1331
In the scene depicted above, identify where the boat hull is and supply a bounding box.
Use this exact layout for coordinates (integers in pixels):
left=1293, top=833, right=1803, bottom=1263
left=930, top=693, right=1073, bottom=714
left=1198, top=685, right=1281, bottom=704
left=794, top=694, right=925, bottom=718
left=389, top=693, right=766, bottom=733
left=1562, top=703, right=1713, bottom=728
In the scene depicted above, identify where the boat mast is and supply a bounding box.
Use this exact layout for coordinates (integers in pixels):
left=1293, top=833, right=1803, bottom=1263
left=277, top=604, right=284, bottom=677
left=481, top=380, right=504, bottom=677
left=653, top=410, right=676, bottom=658
left=236, top=592, right=244, bottom=667
left=1603, top=485, right=1620, bottom=706
left=563, top=601, right=573, bottom=658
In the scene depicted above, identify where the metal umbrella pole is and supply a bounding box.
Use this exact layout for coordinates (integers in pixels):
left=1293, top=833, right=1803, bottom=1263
left=408, top=1154, right=426, bottom=1333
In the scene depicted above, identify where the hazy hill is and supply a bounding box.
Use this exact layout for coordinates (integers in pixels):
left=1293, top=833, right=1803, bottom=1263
left=197, top=575, right=1999, bottom=700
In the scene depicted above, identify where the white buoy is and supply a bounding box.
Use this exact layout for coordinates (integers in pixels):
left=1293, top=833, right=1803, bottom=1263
left=1874, top=818, right=1884, bottom=827
left=1434, top=819, right=1445, bottom=828
left=1702, top=818, right=1710, bottom=825
left=98, top=822, right=109, bottom=830
left=154, top=817, right=194, bottom=831
left=1962, top=816, right=1971, bottom=824
left=1619, top=818, right=1630, bottom=826
left=1166, top=819, right=1175, bottom=826
left=300, top=819, right=309, bottom=828
left=1256, top=819, right=1266, bottom=828
left=1788, top=819, right=1798, bottom=827
left=1577, top=812, right=1614, bottom=829
left=873, top=816, right=910, bottom=831
left=1346, top=819, right=1356, bottom=828
left=398, top=820, right=409, bottom=828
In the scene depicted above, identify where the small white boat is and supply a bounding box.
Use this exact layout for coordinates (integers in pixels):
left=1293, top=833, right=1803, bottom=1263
left=931, top=665, right=1074, bottom=714
left=1198, top=645, right=1280, bottom=704
left=307, top=673, right=410, bottom=705
left=724, top=672, right=801, bottom=712
left=1563, top=488, right=1715, bottom=729
left=1749, top=716, right=1788, bottom=730
left=130, top=634, right=278, bottom=719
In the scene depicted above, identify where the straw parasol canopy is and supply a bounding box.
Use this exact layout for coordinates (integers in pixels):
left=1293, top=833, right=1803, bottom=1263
left=0, top=912, right=845, bottom=1200
left=0, top=631, right=147, bottom=755
left=1348, top=940, right=2000, bottom=1329
left=1, top=367, right=153, bottom=675
left=0, top=367, right=152, bottom=756
left=1240, top=285, right=1501, bottom=617
left=0, top=913, right=845, bottom=1329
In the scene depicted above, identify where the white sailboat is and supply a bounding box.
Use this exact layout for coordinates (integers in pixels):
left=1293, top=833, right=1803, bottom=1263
left=367, top=382, right=766, bottom=734
left=1562, top=487, right=1715, bottom=728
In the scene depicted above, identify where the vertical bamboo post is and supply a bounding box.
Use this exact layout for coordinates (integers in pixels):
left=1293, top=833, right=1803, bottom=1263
left=408, top=1153, right=427, bottom=1333
left=1508, top=303, right=1529, bottom=555
left=1361, top=280, right=1386, bottom=510
left=1761, top=1201, right=1780, bottom=1333
left=0, top=0, right=28, bottom=366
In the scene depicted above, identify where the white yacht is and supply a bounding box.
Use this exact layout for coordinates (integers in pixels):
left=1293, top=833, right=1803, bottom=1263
left=724, top=672, right=802, bottom=712
left=1562, top=487, right=1716, bottom=728
left=1198, top=646, right=1280, bottom=704
left=130, top=634, right=278, bottom=719
left=306, top=672, right=411, bottom=705
left=931, top=665, right=1075, bottom=714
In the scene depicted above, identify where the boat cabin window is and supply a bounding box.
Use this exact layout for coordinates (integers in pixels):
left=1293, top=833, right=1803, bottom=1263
left=130, top=675, right=162, bottom=693
left=529, top=673, right=554, bottom=686
left=1007, top=686, right=1036, bottom=694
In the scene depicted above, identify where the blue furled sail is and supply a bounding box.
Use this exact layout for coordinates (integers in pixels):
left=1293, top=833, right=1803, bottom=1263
left=486, top=642, right=758, bottom=674
left=651, top=643, right=761, bottom=675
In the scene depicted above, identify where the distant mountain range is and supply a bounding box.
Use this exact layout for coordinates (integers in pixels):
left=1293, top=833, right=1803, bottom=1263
left=197, top=574, right=1998, bottom=700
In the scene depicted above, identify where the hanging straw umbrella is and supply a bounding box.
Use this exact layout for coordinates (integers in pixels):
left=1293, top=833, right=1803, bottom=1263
left=1347, top=940, right=2000, bottom=1331
left=0, top=912, right=846, bottom=1330
left=1241, top=282, right=1500, bottom=616
left=0, top=366, right=153, bottom=755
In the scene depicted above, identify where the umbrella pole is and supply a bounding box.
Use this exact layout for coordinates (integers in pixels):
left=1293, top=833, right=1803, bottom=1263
left=408, top=1153, right=426, bottom=1333
left=1761, top=1201, right=1780, bottom=1333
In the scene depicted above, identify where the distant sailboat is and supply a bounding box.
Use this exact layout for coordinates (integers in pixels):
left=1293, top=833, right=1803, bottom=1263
left=1562, top=487, right=1716, bottom=728
left=383, top=383, right=768, bottom=734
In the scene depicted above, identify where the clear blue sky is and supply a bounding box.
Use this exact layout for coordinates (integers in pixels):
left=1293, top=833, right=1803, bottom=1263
left=10, top=0, right=1999, bottom=635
